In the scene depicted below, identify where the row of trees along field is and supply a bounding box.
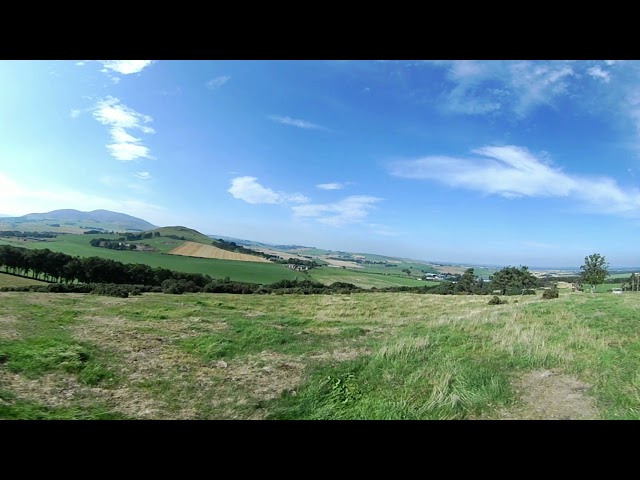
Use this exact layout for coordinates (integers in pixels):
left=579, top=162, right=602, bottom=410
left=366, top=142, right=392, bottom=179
left=0, top=230, right=57, bottom=239
left=0, top=243, right=615, bottom=296
left=212, top=239, right=319, bottom=268
left=89, top=238, right=137, bottom=250
left=0, top=244, right=212, bottom=287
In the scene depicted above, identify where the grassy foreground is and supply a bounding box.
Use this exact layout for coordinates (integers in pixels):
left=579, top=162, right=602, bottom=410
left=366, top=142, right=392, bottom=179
left=1, top=290, right=639, bottom=419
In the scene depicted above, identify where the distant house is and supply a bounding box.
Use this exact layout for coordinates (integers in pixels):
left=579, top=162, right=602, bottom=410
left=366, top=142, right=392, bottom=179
left=286, top=264, right=309, bottom=272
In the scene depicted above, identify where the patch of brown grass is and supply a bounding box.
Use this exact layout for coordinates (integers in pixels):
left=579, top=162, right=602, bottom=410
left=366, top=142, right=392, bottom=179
left=0, top=316, right=20, bottom=340
left=494, top=369, right=599, bottom=420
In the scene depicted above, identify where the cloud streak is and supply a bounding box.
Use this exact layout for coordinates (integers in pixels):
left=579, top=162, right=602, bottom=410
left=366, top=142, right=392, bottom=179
left=269, top=115, right=325, bottom=130
left=316, top=182, right=347, bottom=190
left=422, top=60, right=577, bottom=118
left=207, top=75, right=231, bottom=89
left=587, top=65, right=611, bottom=83
left=92, top=96, right=155, bottom=161
left=100, top=60, right=154, bottom=75
left=228, top=177, right=309, bottom=205
left=292, top=195, right=381, bottom=226
left=390, top=144, right=640, bottom=216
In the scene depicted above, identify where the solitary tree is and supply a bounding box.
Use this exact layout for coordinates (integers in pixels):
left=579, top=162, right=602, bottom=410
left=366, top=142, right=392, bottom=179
left=580, top=253, right=609, bottom=293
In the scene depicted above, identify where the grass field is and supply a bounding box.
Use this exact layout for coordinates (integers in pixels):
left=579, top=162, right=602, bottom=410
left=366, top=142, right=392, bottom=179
left=608, top=273, right=635, bottom=279
left=0, top=235, right=441, bottom=288
left=0, top=234, right=299, bottom=284
left=169, top=241, right=271, bottom=263
left=0, top=273, right=47, bottom=288
left=2, top=289, right=640, bottom=419
left=307, top=267, right=436, bottom=288
left=595, top=283, right=625, bottom=293
left=148, top=226, right=213, bottom=245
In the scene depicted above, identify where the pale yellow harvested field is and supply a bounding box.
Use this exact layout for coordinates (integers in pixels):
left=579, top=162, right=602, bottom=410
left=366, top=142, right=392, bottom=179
left=252, top=247, right=309, bottom=261
left=320, top=257, right=363, bottom=269
left=168, top=241, right=271, bottom=263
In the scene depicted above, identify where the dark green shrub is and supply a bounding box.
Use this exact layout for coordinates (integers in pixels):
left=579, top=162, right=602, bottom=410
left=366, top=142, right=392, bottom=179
left=542, top=287, right=559, bottom=299
left=91, top=284, right=129, bottom=298
left=488, top=296, right=508, bottom=305
left=161, top=279, right=184, bottom=294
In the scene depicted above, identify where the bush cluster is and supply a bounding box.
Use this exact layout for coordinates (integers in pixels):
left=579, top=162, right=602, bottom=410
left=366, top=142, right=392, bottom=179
left=488, top=296, right=508, bottom=305
left=542, top=287, right=559, bottom=299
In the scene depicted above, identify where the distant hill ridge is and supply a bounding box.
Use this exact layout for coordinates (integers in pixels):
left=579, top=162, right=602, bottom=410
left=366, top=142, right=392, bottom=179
left=1, top=209, right=157, bottom=232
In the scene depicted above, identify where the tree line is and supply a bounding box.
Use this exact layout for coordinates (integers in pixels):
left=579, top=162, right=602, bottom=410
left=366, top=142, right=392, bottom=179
left=0, top=243, right=615, bottom=299
left=213, top=239, right=319, bottom=268
left=213, top=239, right=273, bottom=259
left=273, top=257, right=319, bottom=268
left=89, top=238, right=137, bottom=251
left=0, top=230, right=57, bottom=239
left=0, top=244, right=212, bottom=286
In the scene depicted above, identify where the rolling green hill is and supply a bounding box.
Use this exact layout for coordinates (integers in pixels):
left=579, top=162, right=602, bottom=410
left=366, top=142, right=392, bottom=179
left=147, top=226, right=213, bottom=245
left=0, top=209, right=156, bottom=233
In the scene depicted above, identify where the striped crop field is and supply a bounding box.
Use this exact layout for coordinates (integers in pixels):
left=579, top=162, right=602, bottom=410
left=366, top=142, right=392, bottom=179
left=169, top=241, right=271, bottom=263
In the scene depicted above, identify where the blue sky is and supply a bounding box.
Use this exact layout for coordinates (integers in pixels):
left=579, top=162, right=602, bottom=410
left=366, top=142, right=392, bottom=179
left=1, top=60, right=640, bottom=267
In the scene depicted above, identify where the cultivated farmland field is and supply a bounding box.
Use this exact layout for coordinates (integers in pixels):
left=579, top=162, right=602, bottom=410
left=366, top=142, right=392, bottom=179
left=3, top=289, right=638, bottom=419
left=0, top=235, right=442, bottom=288
left=0, top=235, right=298, bottom=284
left=308, top=267, right=433, bottom=288
left=169, top=241, right=271, bottom=263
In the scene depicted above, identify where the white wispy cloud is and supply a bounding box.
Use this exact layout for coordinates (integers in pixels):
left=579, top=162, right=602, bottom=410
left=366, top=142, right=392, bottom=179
left=100, top=60, right=154, bottom=75
left=228, top=177, right=309, bottom=205
left=92, top=96, right=155, bottom=161
left=269, top=115, right=325, bottom=130
left=292, top=195, right=381, bottom=226
left=509, top=62, right=574, bottom=117
left=316, top=182, right=346, bottom=190
left=390, top=144, right=640, bottom=216
left=70, top=105, right=94, bottom=119
left=422, top=60, right=577, bottom=118
left=136, top=171, right=151, bottom=180
left=587, top=65, right=611, bottom=83
left=75, top=61, right=85, bottom=66
left=207, top=75, right=231, bottom=89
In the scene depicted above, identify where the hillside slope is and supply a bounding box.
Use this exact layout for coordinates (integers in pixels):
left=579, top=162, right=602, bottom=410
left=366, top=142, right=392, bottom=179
left=147, top=226, right=213, bottom=244
left=1, top=209, right=156, bottom=232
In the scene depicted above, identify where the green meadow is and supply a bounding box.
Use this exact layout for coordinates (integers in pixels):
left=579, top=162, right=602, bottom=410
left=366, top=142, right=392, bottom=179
left=0, top=234, right=299, bottom=284
left=0, top=234, right=449, bottom=288
left=307, top=266, right=436, bottom=288
left=2, top=289, right=639, bottom=419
